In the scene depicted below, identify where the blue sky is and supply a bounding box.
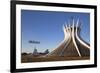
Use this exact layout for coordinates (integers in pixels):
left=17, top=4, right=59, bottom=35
left=21, top=10, right=90, bottom=53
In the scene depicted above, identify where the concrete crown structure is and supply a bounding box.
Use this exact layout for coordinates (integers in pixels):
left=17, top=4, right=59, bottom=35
left=46, top=19, right=90, bottom=57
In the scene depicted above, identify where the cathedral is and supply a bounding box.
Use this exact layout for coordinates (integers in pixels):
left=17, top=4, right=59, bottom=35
left=46, top=19, right=90, bottom=57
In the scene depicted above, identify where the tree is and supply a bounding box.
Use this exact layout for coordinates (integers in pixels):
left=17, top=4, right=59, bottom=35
left=22, top=52, right=27, bottom=55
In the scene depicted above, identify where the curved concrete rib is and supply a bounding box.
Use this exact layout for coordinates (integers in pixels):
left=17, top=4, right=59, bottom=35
left=75, top=19, right=90, bottom=49
left=53, top=24, right=70, bottom=50
left=72, top=20, right=81, bottom=57
left=59, top=25, right=71, bottom=56
left=45, top=24, right=70, bottom=56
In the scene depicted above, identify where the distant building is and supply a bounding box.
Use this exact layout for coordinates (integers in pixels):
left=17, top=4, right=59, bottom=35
left=33, top=47, right=38, bottom=55
left=44, top=49, right=49, bottom=54
left=33, top=47, right=49, bottom=56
